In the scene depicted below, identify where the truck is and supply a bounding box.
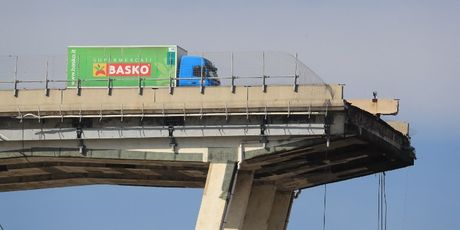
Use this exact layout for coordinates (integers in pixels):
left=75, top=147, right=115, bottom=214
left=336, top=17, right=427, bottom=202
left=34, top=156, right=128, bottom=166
left=67, top=45, right=220, bottom=88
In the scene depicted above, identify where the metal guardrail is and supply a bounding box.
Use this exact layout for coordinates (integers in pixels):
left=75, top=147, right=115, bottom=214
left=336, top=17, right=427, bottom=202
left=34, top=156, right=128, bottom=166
left=0, top=75, right=306, bottom=97
left=0, top=52, right=330, bottom=96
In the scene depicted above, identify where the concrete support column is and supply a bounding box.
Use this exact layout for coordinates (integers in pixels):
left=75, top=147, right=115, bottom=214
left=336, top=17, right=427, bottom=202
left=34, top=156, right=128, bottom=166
left=223, top=170, right=255, bottom=230
left=267, top=190, right=294, bottom=230
left=239, top=185, right=294, bottom=230
left=241, top=184, right=277, bottom=230
left=195, top=161, right=237, bottom=230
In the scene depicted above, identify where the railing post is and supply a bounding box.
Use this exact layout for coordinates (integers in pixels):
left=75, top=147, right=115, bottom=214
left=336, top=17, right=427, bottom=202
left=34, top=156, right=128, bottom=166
left=230, top=52, right=235, bottom=93
left=200, top=75, right=205, bottom=94
left=13, top=56, right=18, bottom=97
left=13, top=80, right=18, bottom=97
left=107, top=77, right=112, bottom=95
left=169, top=77, right=174, bottom=95
left=44, top=58, right=49, bottom=96
left=76, top=79, right=81, bottom=96
left=138, top=77, right=143, bottom=95
left=293, top=53, right=299, bottom=92
left=262, top=75, right=267, bottom=93
left=262, top=51, right=267, bottom=93
left=293, top=74, right=299, bottom=92
left=44, top=79, right=49, bottom=96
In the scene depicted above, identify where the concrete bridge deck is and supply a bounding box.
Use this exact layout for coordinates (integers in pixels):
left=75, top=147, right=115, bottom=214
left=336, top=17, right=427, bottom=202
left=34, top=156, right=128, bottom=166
left=0, top=85, right=414, bottom=230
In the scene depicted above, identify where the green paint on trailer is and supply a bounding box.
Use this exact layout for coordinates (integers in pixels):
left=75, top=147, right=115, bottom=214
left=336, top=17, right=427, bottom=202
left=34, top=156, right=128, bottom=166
left=67, top=45, right=185, bottom=88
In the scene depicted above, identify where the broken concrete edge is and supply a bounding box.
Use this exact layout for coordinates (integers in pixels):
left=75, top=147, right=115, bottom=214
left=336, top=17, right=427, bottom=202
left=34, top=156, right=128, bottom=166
left=345, top=104, right=416, bottom=161
left=345, top=99, right=411, bottom=140
left=345, top=98, right=399, bottom=116
left=243, top=104, right=415, bottom=167
left=344, top=101, right=411, bottom=142
left=386, top=121, right=410, bottom=136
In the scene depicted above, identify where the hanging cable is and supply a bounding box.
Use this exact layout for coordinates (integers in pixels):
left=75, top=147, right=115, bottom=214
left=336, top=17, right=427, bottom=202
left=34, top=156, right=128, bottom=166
left=381, top=173, right=384, bottom=230
left=322, top=184, right=327, bottom=230
left=377, top=172, right=388, bottom=230
left=378, top=173, right=381, bottom=230
left=322, top=131, right=330, bottom=230
left=383, top=172, right=387, bottom=230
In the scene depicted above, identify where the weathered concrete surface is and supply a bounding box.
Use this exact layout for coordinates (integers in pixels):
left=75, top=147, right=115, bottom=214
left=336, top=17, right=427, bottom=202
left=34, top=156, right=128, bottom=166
left=0, top=93, right=414, bottom=192
left=223, top=171, right=255, bottom=230
left=0, top=156, right=209, bottom=191
left=0, top=85, right=415, bottom=229
left=347, top=99, right=399, bottom=115
left=241, top=184, right=277, bottom=230
left=387, top=121, right=410, bottom=136
left=0, top=85, right=343, bottom=116
left=195, top=162, right=237, bottom=230
left=267, top=191, right=294, bottom=230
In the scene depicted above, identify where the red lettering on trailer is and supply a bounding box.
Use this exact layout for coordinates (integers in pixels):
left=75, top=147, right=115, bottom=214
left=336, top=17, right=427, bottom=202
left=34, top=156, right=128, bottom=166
left=107, top=63, right=151, bottom=76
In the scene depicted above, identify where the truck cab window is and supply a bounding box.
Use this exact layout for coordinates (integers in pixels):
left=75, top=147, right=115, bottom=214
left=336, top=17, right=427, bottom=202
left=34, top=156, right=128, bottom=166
left=192, top=65, right=206, bottom=77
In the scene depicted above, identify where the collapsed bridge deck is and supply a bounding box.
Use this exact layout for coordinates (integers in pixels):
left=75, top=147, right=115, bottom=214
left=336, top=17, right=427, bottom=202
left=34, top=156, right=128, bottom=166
left=0, top=85, right=414, bottom=192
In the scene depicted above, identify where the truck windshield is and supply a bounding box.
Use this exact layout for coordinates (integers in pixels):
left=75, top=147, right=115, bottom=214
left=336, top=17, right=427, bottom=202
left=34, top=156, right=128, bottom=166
left=207, top=67, right=218, bottom=78
left=204, top=59, right=218, bottom=79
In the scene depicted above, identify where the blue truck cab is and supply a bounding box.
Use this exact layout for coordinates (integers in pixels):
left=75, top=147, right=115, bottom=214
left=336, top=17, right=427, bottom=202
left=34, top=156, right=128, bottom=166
left=177, top=56, right=220, bottom=86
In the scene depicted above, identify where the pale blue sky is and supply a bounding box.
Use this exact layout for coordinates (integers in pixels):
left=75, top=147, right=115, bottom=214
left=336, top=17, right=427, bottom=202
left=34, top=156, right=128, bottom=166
left=0, top=0, right=459, bottom=229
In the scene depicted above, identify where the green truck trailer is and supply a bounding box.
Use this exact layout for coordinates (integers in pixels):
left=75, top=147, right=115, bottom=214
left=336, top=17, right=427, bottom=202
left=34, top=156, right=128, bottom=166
left=67, top=45, right=187, bottom=88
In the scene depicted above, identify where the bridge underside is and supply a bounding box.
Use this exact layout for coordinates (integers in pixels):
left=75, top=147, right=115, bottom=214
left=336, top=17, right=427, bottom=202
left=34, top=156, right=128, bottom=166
left=0, top=134, right=413, bottom=192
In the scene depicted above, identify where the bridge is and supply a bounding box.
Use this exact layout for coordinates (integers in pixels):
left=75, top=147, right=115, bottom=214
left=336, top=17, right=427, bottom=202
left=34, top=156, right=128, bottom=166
left=0, top=84, right=414, bottom=229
